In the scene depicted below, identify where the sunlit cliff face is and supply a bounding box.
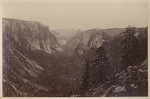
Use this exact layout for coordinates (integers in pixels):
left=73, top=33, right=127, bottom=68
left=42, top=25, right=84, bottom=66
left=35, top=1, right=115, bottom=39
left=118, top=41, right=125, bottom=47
left=3, top=18, right=61, bottom=54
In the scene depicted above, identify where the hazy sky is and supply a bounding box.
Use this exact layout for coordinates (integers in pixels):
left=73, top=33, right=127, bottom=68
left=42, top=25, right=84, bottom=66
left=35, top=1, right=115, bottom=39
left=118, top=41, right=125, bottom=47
left=2, top=2, right=148, bottom=30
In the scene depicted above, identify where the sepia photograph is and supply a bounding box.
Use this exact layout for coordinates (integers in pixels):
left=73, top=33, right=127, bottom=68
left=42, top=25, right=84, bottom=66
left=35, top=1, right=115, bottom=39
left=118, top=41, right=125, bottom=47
left=1, top=0, right=148, bottom=97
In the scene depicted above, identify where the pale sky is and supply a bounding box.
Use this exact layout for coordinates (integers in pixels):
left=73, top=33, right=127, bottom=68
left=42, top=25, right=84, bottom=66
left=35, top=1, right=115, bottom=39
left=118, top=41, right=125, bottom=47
left=2, top=2, right=148, bottom=30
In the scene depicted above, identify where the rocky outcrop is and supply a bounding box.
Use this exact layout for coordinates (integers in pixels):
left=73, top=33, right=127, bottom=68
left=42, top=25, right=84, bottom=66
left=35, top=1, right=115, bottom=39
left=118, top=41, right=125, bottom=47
left=84, top=59, right=148, bottom=97
left=3, top=18, right=61, bottom=54
left=88, top=32, right=104, bottom=48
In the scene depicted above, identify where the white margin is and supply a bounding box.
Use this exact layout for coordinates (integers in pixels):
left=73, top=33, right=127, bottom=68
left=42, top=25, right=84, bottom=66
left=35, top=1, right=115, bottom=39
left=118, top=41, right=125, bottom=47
left=0, top=0, right=149, bottom=99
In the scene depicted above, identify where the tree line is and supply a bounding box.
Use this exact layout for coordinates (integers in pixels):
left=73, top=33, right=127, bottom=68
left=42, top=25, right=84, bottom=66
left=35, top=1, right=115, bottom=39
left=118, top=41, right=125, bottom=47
left=79, top=26, right=144, bottom=95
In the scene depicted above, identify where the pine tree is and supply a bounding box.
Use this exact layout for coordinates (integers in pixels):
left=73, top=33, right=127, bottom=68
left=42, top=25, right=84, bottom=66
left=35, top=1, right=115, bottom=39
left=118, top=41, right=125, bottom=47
left=91, top=46, right=109, bottom=87
left=80, top=59, right=90, bottom=94
left=121, top=26, right=139, bottom=71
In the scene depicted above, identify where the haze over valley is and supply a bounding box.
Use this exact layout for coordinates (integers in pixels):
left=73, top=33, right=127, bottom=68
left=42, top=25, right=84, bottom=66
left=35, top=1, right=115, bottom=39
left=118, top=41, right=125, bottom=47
left=2, top=1, right=148, bottom=97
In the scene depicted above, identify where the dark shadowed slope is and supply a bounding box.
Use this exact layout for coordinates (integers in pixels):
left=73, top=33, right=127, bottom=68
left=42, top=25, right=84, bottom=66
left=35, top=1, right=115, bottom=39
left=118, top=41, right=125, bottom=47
left=3, top=18, right=148, bottom=97
left=3, top=18, right=84, bottom=97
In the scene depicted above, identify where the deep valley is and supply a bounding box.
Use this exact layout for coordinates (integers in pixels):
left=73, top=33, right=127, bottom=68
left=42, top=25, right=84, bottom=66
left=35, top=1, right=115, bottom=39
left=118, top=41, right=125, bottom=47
left=2, top=18, right=148, bottom=97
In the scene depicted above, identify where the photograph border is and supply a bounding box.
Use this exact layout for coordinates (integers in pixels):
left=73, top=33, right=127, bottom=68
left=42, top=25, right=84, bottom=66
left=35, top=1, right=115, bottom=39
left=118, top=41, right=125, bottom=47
left=0, top=0, right=149, bottom=98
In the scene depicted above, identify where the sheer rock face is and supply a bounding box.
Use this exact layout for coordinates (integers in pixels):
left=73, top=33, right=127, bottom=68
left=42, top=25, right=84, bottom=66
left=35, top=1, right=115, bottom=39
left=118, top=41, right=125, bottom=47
left=3, top=18, right=61, bottom=54
left=63, top=28, right=125, bottom=55
left=88, top=32, right=104, bottom=48
left=3, top=34, right=47, bottom=97
left=2, top=18, right=59, bottom=96
left=2, top=18, right=83, bottom=96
